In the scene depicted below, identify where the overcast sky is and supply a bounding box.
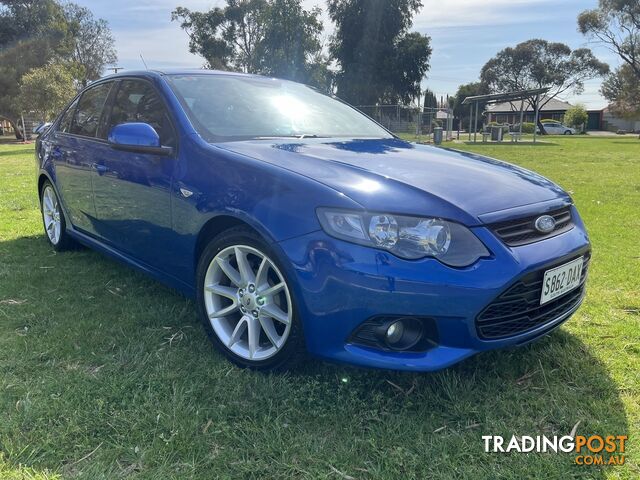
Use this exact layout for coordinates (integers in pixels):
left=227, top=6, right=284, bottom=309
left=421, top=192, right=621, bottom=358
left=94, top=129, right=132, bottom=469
left=73, top=0, right=617, bottom=109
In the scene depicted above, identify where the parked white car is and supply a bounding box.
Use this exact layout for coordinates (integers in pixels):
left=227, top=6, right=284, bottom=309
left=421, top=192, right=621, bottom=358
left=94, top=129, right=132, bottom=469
left=539, top=122, right=576, bottom=135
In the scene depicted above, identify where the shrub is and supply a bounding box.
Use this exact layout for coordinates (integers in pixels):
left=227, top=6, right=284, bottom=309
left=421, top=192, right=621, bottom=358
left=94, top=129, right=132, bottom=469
left=564, top=104, right=588, bottom=131
left=511, top=122, right=536, bottom=133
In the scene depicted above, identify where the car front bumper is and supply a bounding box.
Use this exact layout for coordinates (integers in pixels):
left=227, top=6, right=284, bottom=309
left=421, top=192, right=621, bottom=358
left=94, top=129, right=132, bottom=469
left=275, top=205, right=591, bottom=371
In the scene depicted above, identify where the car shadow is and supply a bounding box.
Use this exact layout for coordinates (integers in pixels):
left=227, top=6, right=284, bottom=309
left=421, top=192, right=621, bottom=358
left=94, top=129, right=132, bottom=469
left=0, top=235, right=628, bottom=478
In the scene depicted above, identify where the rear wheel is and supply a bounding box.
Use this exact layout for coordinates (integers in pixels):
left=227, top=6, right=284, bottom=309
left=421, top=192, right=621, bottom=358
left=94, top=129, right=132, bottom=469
left=196, top=227, right=302, bottom=369
left=40, top=181, right=75, bottom=251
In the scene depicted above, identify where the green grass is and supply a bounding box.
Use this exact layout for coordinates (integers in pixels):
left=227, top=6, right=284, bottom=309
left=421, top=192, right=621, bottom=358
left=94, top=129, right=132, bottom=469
left=0, top=135, right=638, bottom=479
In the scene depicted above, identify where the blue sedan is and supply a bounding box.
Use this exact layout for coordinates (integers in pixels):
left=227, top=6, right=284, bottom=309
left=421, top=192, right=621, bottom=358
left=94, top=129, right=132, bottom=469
left=35, top=70, right=590, bottom=371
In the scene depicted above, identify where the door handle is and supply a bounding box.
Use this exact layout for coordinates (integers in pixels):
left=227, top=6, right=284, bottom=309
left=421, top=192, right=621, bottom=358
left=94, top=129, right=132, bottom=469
left=92, top=163, right=108, bottom=175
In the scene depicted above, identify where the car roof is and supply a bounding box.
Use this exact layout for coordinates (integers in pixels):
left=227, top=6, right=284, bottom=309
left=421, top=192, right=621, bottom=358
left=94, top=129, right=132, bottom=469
left=98, top=68, right=267, bottom=82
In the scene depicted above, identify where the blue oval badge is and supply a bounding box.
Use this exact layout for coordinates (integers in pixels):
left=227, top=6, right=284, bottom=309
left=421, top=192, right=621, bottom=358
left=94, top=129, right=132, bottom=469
left=534, top=215, right=556, bottom=233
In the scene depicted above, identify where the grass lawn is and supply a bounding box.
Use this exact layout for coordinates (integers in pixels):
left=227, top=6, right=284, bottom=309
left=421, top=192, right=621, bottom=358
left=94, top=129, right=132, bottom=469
left=0, top=135, right=638, bottom=479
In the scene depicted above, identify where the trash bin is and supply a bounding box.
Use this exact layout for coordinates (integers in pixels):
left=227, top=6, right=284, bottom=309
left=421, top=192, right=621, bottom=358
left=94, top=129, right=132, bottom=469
left=491, top=126, right=503, bottom=142
left=433, top=127, right=443, bottom=145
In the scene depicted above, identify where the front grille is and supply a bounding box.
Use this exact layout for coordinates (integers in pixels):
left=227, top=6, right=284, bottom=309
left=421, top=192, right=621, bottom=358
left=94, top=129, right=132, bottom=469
left=490, top=207, right=574, bottom=246
left=476, top=253, right=590, bottom=340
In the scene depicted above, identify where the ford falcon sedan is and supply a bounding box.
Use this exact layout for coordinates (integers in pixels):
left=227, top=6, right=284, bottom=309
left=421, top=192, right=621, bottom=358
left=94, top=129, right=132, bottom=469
left=35, top=69, right=590, bottom=371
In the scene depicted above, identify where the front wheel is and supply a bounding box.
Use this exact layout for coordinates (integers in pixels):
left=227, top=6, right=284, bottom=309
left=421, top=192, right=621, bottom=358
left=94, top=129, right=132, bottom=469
left=196, top=227, right=303, bottom=370
left=564, top=130, right=572, bottom=135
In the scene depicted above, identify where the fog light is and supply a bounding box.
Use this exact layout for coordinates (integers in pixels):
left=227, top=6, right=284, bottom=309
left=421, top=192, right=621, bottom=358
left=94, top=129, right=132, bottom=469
left=382, top=317, right=424, bottom=350
left=386, top=321, right=404, bottom=344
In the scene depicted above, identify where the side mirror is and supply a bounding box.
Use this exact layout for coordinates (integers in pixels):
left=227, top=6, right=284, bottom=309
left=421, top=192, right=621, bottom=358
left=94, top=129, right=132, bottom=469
left=108, top=123, right=173, bottom=156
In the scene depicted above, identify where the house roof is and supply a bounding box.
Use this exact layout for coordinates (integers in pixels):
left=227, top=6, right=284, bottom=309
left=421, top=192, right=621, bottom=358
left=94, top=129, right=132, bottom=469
left=487, top=96, right=573, bottom=113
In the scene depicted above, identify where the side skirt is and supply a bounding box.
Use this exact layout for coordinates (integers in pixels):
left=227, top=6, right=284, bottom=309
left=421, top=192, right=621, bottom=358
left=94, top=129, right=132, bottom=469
left=67, top=228, right=196, bottom=298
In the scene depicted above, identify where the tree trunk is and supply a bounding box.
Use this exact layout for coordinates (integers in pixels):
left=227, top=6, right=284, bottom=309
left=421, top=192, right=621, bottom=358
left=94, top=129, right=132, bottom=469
left=536, top=118, right=547, bottom=135
left=8, top=118, right=23, bottom=140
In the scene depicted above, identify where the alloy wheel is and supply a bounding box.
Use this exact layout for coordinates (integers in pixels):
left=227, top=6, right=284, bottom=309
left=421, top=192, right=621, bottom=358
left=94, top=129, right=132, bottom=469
left=203, top=245, right=293, bottom=361
left=42, top=185, right=61, bottom=245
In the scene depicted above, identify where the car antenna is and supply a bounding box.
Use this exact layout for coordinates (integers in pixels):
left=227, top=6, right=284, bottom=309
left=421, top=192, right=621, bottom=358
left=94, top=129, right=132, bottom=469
left=140, top=53, right=149, bottom=70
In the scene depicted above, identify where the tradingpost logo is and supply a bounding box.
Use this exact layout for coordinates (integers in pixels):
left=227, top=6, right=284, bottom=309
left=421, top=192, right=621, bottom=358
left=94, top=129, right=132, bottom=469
left=482, top=434, right=627, bottom=465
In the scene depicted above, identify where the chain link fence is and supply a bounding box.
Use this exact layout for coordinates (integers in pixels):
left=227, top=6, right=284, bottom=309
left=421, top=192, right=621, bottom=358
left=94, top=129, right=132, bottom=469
left=354, top=105, right=454, bottom=142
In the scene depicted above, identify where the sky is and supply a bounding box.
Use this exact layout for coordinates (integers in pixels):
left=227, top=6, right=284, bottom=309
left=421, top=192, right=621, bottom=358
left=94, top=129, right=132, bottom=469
left=73, top=0, right=618, bottom=109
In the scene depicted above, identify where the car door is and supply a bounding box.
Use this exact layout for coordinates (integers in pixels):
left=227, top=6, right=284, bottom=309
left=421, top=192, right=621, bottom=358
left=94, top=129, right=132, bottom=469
left=91, top=78, right=179, bottom=270
left=49, top=82, right=113, bottom=234
left=545, top=122, right=561, bottom=134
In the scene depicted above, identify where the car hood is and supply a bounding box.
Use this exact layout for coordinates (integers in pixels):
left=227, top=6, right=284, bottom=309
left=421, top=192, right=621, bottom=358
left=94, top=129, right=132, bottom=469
left=215, top=137, right=570, bottom=225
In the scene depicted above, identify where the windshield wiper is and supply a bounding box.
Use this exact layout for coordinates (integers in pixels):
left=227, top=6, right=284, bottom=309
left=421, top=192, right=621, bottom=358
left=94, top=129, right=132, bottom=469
left=297, top=134, right=325, bottom=139
left=254, top=134, right=328, bottom=140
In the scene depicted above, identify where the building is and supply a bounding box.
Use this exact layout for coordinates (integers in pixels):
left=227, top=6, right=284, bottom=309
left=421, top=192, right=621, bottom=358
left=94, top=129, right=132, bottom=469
left=485, top=96, right=604, bottom=130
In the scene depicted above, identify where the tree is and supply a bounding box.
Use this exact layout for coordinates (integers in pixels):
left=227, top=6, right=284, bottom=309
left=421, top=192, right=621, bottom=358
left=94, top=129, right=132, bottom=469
left=327, top=0, right=432, bottom=105
left=452, top=81, right=489, bottom=129
left=0, top=0, right=72, bottom=138
left=480, top=39, right=609, bottom=134
left=17, top=62, right=76, bottom=120
left=172, top=0, right=329, bottom=87
left=63, top=3, right=117, bottom=86
left=563, top=104, right=588, bottom=131
left=0, top=1, right=116, bottom=138
left=172, top=0, right=267, bottom=71
left=601, top=63, right=640, bottom=118
left=255, top=0, right=326, bottom=85
left=423, top=88, right=437, bottom=109
left=578, top=1, right=640, bottom=119
left=578, top=1, right=639, bottom=78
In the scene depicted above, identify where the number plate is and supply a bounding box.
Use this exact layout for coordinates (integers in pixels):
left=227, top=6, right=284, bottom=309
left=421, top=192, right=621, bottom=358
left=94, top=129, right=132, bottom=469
left=540, top=257, right=584, bottom=305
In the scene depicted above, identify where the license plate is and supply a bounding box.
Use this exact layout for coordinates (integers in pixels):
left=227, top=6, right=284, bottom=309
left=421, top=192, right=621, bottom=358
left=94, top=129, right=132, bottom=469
left=540, top=257, right=584, bottom=305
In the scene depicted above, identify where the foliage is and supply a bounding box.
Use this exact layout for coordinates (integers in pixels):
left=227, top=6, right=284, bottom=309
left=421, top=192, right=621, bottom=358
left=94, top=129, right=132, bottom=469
left=601, top=63, right=640, bottom=118
left=63, top=3, right=117, bottom=86
left=480, top=39, right=609, bottom=133
left=1, top=137, right=639, bottom=477
left=563, top=104, right=588, bottom=130
left=0, top=0, right=116, bottom=136
left=17, top=63, right=76, bottom=120
left=579, top=1, right=640, bottom=119
left=172, top=0, right=266, bottom=71
left=452, top=81, right=489, bottom=129
left=256, top=0, right=329, bottom=87
left=578, top=0, right=639, bottom=78
left=327, top=0, right=431, bottom=105
left=0, top=0, right=72, bottom=135
left=519, top=122, right=537, bottom=134
left=423, top=88, right=437, bottom=109
left=172, top=0, right=329, bottom=88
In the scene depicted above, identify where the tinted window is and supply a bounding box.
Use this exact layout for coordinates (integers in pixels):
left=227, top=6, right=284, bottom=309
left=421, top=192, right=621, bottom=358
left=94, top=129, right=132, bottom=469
left=167, top=75, right=392, bottom=141
left=70, top=83, right=112, bottom=137
left=106, top=80, right=176, bottom=147
left=58, top=98, right=78, bottom=133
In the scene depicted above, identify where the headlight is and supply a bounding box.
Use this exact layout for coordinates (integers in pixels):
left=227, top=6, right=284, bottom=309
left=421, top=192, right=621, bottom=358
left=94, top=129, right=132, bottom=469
left=317, top=208, right=490, bottom=267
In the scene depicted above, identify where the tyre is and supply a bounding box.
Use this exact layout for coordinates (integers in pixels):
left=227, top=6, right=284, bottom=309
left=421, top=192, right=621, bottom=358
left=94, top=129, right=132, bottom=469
left=564, top=130, right=572, bottom=135
left=40, top=181, right=75, bottom=251
left=196, top=226, right=303, bottom=370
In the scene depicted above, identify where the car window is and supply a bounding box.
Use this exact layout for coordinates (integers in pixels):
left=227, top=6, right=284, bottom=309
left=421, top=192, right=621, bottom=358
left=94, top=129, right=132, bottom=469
left=58, top=98, right=79, bottom=133
left=106, top=80, right=176, bottom=147
left=70, top=83, right=112, bottom=138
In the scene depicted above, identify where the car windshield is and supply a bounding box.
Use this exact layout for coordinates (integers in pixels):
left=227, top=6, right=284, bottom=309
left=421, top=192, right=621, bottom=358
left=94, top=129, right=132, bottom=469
left=166, top=74, right=393, bottom=142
